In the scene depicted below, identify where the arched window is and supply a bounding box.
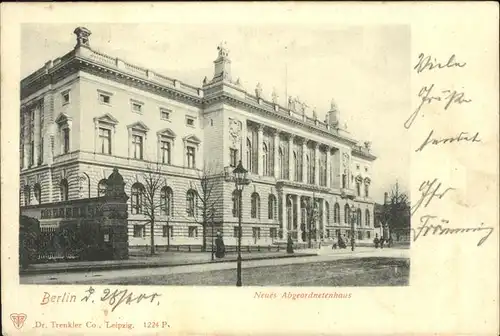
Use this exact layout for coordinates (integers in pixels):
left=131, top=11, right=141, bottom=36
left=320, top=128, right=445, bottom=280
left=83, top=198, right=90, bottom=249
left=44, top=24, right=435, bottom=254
left=278, top=147, right=284, bottom=179
left=246, top=138, right=252, bottom=173
left=161, top=187, right=173, bottom=216
left=262, top=142, right=269, bottom=176
left=364, top=184, right=369, bottom=197
left=23, top=185, right=31, bottom=205
left=60, top=179, right=68, bottom=201
left=33, top=183, right=41, bottom=204
left=232, top=190, right=240, bottom=217
left=268, top=194, right=277, bottom=220
left=344, top=204, right=350, bottom=224
left=131, top=183, right=144, bottom=214
left=365, top=209, right=370, bottom=226
left=356, top=182, right=361, bottom=196
left=251, top=192, right=260, bottom=219
left=334, top=203, right=340, bottom=223
left=356, top=208, right=362, bottom=226
left=325, top=201, right=330, bottom=223
left=97, top=179, right=107, bottom=197
left=186, top=189, right=197, bottom=217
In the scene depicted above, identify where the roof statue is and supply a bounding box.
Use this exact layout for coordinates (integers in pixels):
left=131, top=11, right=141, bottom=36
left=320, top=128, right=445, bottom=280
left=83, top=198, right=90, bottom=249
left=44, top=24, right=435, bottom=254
left=235, top=77, right=241, bottom=86
left=217, top=41, right=229, bottom=58
left=312, top=107, right=317, bottom=120
left=288, top=96, right=295, bottom=111
left=271, top=88, right=279, bottom=104
left=203, top=76, right=208, bottom=85
left=330, top=98, right=338, bottom=111
left=255, top=82, right=263, bottom=98
left=364, top=141, right=372, bottom=151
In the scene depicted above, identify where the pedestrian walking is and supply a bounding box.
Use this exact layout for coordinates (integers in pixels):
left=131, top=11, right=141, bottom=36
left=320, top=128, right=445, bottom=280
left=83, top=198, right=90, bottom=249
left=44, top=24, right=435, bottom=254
left=373, top=234, right=380, bottom=248
left=215, top=231, right=225, bottom=258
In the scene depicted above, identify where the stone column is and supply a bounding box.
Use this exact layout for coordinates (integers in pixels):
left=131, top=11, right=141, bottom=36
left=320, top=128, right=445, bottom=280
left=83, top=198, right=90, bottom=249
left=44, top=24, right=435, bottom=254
left=288, top=135, right=294, bottom=180
left=33, top=106, right=40, bottom=166
left=242, top=121, right=248, bottom=168
left=282, top=193, right=288, bottom=239
left=322, top=199, right=327, bottom=237
left=273, top=130, right=280, bottom=178
left=325, top=146, right=331, bottom=188
left=257, top=125, right=263, bottom=175
left=302, top=141, right=307, bottom=183
left=314, top=143, right=319, bottom=185
left=297, top=196, right=302, bottom=242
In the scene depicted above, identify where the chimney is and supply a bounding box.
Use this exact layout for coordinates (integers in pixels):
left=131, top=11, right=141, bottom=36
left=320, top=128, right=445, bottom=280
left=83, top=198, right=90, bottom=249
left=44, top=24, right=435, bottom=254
left=74, top=27, right=91, bottom=48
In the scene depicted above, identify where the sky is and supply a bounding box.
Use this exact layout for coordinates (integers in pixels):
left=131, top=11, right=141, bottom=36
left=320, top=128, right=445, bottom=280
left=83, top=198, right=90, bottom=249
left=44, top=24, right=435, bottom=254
left=21, top=23, right=411, bottom=203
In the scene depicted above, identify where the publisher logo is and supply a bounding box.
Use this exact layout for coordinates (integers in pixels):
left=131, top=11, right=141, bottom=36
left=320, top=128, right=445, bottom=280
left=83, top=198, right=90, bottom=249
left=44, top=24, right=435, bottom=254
left=10, top=313, right=27, bottom=329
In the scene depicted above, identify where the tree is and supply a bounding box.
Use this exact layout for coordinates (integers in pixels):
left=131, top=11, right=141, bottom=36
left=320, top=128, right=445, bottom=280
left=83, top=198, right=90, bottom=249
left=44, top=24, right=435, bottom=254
left=301, top=192, right=319, bottom=248
left=139, top=164, right=168, bottom=255
left=381, top=181, right=411, bottom=235
left=192, top=164, right=223, bottom=252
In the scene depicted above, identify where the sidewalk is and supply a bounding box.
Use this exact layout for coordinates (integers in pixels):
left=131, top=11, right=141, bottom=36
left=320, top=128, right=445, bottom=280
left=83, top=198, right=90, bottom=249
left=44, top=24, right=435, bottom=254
left=21, top=250, right=318, bottom=275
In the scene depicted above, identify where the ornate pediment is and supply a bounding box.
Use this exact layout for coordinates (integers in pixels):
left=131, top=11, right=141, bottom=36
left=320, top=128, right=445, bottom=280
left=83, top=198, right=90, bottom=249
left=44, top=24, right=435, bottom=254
left=54, top=113, right=72, bottom=125
left=157, top=128, right=176, bottom=139
left=127, top=121, right=149, bottom=132
left=183, top=134, right=201, bottom=145
left=94, top=113, right=119, bottom=126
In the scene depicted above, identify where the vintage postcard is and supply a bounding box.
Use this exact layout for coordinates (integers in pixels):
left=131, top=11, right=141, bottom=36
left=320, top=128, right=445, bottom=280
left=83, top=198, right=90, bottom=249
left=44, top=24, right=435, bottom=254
left=1, top=2, right=499, bottom=335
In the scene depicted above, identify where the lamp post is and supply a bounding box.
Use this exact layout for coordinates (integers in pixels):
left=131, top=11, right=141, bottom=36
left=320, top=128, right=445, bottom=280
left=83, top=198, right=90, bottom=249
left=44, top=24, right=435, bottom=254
left=233, top=160, right=250, bottom=287
left=211, top=206, right=215, bottom=261
left=350, top=204, right=356, bottom=251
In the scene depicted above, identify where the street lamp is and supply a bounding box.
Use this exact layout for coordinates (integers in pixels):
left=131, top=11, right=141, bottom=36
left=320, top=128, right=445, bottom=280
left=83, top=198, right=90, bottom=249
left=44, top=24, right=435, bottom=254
left=233, top=160, right=250, bottom=287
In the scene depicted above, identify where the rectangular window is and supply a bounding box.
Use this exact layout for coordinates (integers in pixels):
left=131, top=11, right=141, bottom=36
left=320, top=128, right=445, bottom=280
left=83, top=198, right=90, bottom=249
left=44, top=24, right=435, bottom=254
left=229, top=148, right=238, bottom=167
left=99, top=93, right=111, bottom=104
left=38, top=139, right=44, bottom=165
left=62, top=90, right=70, bottom=105
left=63, top=128, right=70, bottom=154
left=132, top=135, right=143, bottom=159
left=186, top=146, right=195, bottom=168
left=326, top=229, right=330, bottom=238
left=252, top=227, right=261, bottom=240
left=162, top=225, right=173, bottom=238
left=133, top=225, right=145, bottom=238
left=131, top=101, right=143, bottom=114
left=233, top=226, right=240, bottom=238
left=160, top=108, right=171, bottom=121
left=161, top=140, right=171, bottom=164
left=364, top=184, right=369, bottom=197
left=186, top=117, right=195, bottom=127
left=188, top=226, right=198, bottom=238
left=270, top=228, right=277, bottom=239
left=99, top=127, right=112, bottom=154
left=366, top=231, right=371, bottom=239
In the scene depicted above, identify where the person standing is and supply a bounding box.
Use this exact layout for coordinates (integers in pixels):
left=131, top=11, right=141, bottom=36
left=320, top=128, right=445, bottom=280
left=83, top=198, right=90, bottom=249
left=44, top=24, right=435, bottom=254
left=215, top=231, right=225, bottom=258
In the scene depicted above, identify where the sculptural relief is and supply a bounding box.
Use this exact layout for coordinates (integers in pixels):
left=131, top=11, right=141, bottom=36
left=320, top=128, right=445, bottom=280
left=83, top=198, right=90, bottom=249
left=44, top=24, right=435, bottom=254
left=228, top=118, right=242, bottom=148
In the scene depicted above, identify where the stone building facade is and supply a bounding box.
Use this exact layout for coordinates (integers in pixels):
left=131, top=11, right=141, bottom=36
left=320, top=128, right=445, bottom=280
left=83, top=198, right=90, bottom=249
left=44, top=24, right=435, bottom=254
left=20, top=27, right=376, bottom=247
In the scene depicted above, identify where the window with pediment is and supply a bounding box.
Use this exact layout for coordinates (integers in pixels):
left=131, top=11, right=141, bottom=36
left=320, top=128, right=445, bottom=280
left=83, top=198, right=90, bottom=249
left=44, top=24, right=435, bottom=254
left=55, top=113, right=72, bottom=156
left=127, top=121, right=149, bottom=160
left=157, top=128, right=176, bottom=165
left=183, top=134, right=201, bottom=169
left=94, top=114, right=118, bottom=155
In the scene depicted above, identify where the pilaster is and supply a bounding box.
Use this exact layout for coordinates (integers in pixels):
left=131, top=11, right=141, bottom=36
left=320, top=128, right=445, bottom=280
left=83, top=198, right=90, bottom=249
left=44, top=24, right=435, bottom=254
left=257, top=125, right=263, bottom=175
left=302, top=141, right=307, bottom=183
left=288, top=134, right=294, bottom=180
left=314, top=143, right=319, bottom=185
left=273, top=130, right=280, bottom=178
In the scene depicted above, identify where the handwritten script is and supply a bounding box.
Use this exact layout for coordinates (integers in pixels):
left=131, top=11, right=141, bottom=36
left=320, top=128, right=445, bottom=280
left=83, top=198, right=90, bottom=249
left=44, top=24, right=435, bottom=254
left=413, top=53, right=467, bottom=74
left=415, top=129, right=481, bottom=152
left=404, top=84, right=472, bottom=129
left=411, top=178, right=455, bottom=216
left=82, top=287, right=162, bottom=312
left=413, top=215, right=494, bottom=247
